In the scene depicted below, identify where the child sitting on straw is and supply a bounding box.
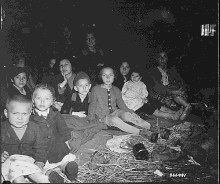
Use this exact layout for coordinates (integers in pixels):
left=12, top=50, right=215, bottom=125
left=88, top=67, right=159, bottom=143
left=60, top=72, right=107, bottom=149
left=30, top=84, right=78, bottom=182
left=122, top=71, right=149, bottom=111
left=1, top=95, right=50, bottom=183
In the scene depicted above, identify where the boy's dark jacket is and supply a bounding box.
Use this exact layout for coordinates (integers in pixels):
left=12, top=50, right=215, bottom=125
left=30, top=108, right=71, bottom=163
left=1, top=120, right=47, bottom=163
left=61, top=92, right=92, bottom=114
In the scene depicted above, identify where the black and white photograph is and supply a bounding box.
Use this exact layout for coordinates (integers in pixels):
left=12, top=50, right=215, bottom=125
left=1, top=0, right=218, bottom=183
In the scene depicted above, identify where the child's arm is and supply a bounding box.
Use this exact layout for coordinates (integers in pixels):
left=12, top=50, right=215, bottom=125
left=88, top=87, right=98, bottom=121
left=140, top=82, right=149, bottom=103
left=115, top=87, right=134, bottom=114
left=56, top=112, right=72, bottom=142
left=141, top=82, right=149, bottom=99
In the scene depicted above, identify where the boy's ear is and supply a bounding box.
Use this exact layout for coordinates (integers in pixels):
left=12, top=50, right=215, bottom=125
left=88, top=84, right=92, bottom=90
left=4, top=109, right=8, bottom=118
left=74, top=86, right=78, bottom=91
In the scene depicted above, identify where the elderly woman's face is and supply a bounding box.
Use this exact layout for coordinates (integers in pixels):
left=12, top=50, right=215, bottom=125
left=86, top=33, right=96, bottom=47
left=158, top=52, right=167, bottom=68
left=59, top=59, right=72, bottom=76
left=120, top=62, right=130, bottom=76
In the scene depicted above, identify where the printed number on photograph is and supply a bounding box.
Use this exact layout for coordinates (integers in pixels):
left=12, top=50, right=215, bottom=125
left=201, top=24, right=216, bottom=36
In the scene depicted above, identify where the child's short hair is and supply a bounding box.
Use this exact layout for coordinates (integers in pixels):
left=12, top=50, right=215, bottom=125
left=9, top=66, right=29, bottom=80
left=131, top=71, right=141, bottom=77
left=6, top=95, right=32, bottom=111
left=73, top=71, right=91, bottom=86
left=32, top=84, right=56, bottom=101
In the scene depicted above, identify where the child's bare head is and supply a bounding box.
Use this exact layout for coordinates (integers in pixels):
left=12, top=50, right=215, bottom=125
left=131, top=71, right=142, bottom=82
left=32, top=84, right=55, bottom=111
left=99, top=67, right=115, bottom=85
left=5, top=95, right=32, bottom=129
left=74, top=72, right=91, bottom=96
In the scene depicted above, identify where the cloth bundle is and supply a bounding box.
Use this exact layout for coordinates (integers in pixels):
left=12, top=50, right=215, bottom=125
left=63, top=114, right=107, bottom=153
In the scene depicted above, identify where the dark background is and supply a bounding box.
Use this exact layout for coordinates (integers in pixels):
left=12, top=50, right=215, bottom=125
left=2, top=0, right=218, bottom=95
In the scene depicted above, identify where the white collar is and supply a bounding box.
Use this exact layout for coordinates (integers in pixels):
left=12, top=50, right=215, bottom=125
left=78, top=93, right=87, bottom=102
left=35, top=108, right=50, bottom=118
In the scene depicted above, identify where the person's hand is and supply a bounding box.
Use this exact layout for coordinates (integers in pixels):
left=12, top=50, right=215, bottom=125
left=35, top=161, right=45, bottom=170
left=53, top=101, right=64, bottom=112
left=1, top=151, right=9, bottom=163
left=61, top=72, right=68, bottom=82
left=59, top=72, right=68, bottom=89
left=72, top=111, right=87, bottom=117
left=142, top=98, right=148, bottom=103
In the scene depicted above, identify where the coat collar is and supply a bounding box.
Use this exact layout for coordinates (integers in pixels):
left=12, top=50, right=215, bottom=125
left=35, top=108, right=50, bottom=118
left=3, top=120, right=30, bottom=141
left=32, top=108, right=56, bottom=122
left=71, top=91, right=91, bottom=102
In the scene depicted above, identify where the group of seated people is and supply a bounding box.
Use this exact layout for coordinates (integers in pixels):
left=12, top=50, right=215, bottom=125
left=1, top=51, right=192, bottom=183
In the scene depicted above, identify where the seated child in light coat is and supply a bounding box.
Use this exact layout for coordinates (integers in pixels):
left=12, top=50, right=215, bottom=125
left=122, top=71, right=149, bottom=111
left=88, top=67, right=159, bottom=143
left=1, top=95, right=50, bottom=183
left=30, top=84, right=78, bottom=182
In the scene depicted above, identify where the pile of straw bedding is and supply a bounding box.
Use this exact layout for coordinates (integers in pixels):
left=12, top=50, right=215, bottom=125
left=63, top=122, right=216, bottom=183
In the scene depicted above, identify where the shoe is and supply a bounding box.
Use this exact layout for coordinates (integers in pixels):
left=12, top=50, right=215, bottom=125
left=149, top=124, right=159, bottom=132
left=65, top=161, right=78, bottom=181
left=48, top=171, right=64, bottom=183
left=160, top=128, right=171, bottom=140
left=140, top=129, right=159, bottom=143
left=88, top=151, right=107, bottom=170
left=149, top=132, right=159, bottom=143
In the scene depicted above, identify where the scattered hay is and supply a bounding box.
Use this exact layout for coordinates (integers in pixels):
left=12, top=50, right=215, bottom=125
left=66, top=122, right=216, bottom=183
left=73, top=122, right=193, bottom=183
left=76, top=148, right=163, bottom=183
